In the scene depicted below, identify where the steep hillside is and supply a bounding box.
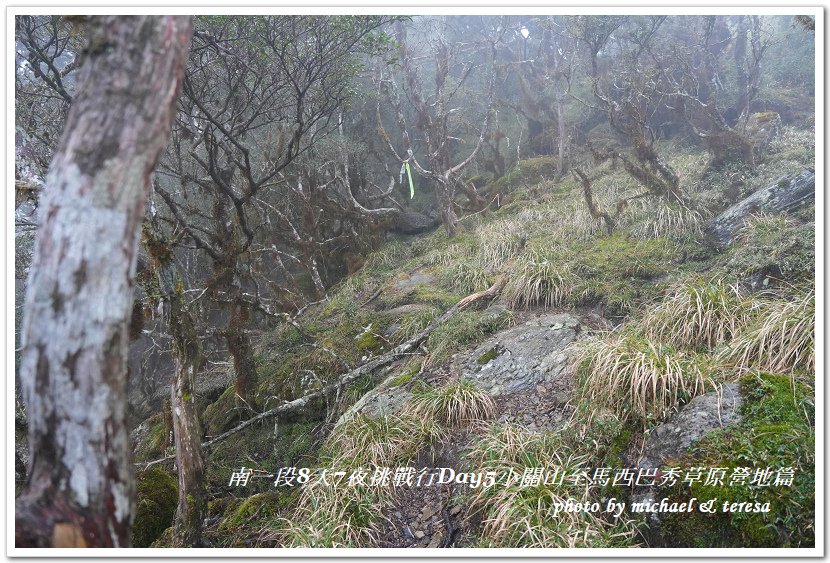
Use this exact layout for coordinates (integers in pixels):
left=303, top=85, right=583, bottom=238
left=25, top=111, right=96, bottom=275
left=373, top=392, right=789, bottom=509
left=133, top=129, right=815, bottom=548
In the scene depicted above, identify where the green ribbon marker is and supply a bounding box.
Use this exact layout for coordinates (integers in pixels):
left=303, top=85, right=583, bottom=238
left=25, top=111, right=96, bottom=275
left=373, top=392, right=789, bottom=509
left=405, top=162, right=414, bottom=199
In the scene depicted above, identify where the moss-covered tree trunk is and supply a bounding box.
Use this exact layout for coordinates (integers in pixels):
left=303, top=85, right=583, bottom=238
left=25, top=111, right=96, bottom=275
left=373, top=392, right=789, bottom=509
left=168, top=294, right=206, bottom=547
left=225, top=293, right=258, bottom=402
left=15, top=15, right=190, bottom=548
left=150, top=243, right=206, bottom=547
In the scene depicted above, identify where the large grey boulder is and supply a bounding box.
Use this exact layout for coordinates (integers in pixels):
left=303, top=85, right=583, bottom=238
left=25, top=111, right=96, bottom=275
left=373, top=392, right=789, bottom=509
left=705, top=169, right=814, bottom=246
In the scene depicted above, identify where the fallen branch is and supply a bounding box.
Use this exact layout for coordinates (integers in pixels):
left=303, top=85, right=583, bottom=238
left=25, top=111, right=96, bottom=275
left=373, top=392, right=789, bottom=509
left=137, top=266, right=516, bottom=468
left=360, top=286, right=384, bottom=308
left=457, top=272, right=509, bottom=310
left=139, top=292, right=483, bottom=467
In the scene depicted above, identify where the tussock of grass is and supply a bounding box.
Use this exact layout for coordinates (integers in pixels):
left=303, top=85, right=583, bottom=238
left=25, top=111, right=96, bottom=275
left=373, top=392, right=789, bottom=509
left=643, top=276, right=758, bottom=349
left=720, top=289, right=814, bottom=374
left=726, top=213, right=814, bottom=284
left=321, top=273, right=369, bottom=319
left=403, top=379, right=496, bottom=428
left=281, top=414, right=437, bottom=547
left=324, top=414, right=439, bottom=469
left=502, top=233, right=678, bottom=316
left=767, top=125, right=815, bottom=164
left=578, top=330, right=709, bottom=425
left=365, top=240, right=413, bottom=272
left=502, top=248, right=576, bottom=310
left=632, top=202, right=707, bottom=239
left=446, top=260, right=492, bottom=294
left=391, top=306, right=439, bottom=343
left=281, top=379, right=497, bottom=547
left=464, top=423, right=639, bottom=548
left=422, top=243, right=470, bottom=267
left=515, top=198, right=601, bottom=242
left=473, top=219, right=527, bottom=270
left=279, top=486, right=380, bottom=547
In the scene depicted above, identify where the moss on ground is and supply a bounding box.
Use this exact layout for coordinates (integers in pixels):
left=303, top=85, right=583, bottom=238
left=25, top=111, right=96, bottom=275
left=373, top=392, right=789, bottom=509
left=505, top=231, right=688, bottom=318
left=133, top=466, right=178, bottom=548
left=196, top=128, right=814, bottom=547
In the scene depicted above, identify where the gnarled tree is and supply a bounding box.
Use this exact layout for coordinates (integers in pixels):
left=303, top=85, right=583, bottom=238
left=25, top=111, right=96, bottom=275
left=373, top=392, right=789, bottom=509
left=153, top=16, right=397, bottom=402
left=377, top=18, right=499, bottom=236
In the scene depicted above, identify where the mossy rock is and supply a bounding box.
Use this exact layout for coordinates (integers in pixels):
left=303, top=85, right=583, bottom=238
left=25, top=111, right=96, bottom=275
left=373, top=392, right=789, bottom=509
left=203, top=385, right=245, bottom=436
left=133, top=466, right=178, bottom=548
left=426, top=309, right=512, bottom=366
left=218, top=491, right=289, bottom=533
left=477, top=344, right=505, bottom=365
left=654, top=372, right=815, bottom=547
left=390, top=358, right=424, bottom=387
left=724, top=216, right=814, bottom=288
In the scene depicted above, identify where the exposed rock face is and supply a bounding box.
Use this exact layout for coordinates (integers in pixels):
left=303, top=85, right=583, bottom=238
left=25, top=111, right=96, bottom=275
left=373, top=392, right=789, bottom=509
left=633, top=384, right=743, bottom=546
left=341, top=372, right=416, bottom=422
left=338, top=312, right=583, bottom=424
left=705, top=169, right=815, bottom=246
left=460, top=313, right=581, bottom=396
left=637, top=383, right=742, bottom=470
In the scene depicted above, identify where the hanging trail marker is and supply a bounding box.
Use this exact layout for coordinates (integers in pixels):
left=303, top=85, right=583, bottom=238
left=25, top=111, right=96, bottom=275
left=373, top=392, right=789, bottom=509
left=405, top=162, right=414, bottom=199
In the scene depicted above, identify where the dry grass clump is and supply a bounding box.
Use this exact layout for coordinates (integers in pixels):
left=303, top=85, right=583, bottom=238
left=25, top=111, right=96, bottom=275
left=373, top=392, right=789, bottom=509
left=279, top=485, right=381, bottom=547
left=516, top=197, right=602, bottom=242
left=282, top=379, right=497, bottom=547
left=364, top=240, right=412, bottom=271
left=403, top=379, right=496, bottom=428
left=643, top=276, right=759, bottom=349
left=767, top=125, right=815, bottom=164
left=463, top=423, right=639, bottom=548
left=392, top=306, right=439, bottom=343
left=473, top=218, right=527, bottom=270
left=446, top=260, right=492, bottom=294
left=502, top=248, right=577, bottom=310
left=280, top=413, right=439, bottom=547
left=423, top=243, right=470, bottom=267
left=734, top=212, right=795, bottom=246
left=631, top=201, right=707, bottom=239
left=324, top=414, right=439, bottom=469
left=720, top=289, right=814, bottom=374
left=578, top=329, right=709, bottom=425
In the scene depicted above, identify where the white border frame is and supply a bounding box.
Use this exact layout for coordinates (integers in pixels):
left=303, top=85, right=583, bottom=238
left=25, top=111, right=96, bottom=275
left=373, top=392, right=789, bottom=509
left=4, top=3, right=824, bottom=559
